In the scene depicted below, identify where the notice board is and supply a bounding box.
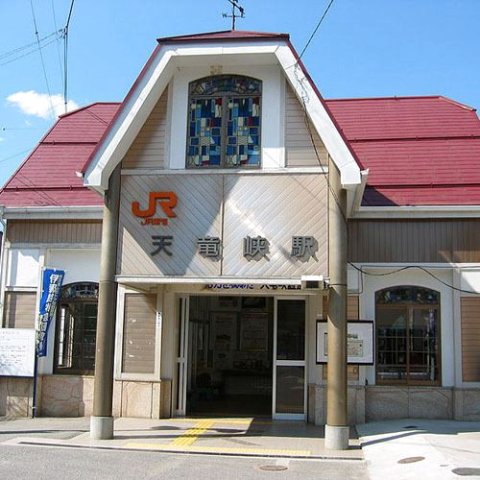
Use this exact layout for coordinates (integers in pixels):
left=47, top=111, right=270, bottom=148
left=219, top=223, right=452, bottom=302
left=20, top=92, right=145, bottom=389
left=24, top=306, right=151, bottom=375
left=0, top=328, right=35, bottom=377
left=316, top=321, right=374, bottom=365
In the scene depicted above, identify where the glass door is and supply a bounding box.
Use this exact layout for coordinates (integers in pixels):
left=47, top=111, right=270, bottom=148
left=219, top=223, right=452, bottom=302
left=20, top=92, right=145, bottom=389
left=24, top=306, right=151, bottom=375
left=175, top=296, right=189, bottom=416
left=273, top=298, right=306, bottom=420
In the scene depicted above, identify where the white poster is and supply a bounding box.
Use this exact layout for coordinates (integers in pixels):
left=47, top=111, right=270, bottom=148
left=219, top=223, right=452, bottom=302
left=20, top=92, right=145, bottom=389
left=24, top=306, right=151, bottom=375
left=0, top=328, right=36, bottom=377
left=317, top=321, right=374, bottom=364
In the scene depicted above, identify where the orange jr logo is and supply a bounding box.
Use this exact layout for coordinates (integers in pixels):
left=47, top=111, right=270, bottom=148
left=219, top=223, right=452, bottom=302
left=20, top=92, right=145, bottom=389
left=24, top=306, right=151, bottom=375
left=131, top=192, right=177, bottom=226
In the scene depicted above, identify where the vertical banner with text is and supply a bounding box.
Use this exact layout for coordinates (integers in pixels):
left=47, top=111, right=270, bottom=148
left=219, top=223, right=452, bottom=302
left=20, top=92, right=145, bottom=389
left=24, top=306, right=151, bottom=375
left=36, top=268, right=65, bottom=357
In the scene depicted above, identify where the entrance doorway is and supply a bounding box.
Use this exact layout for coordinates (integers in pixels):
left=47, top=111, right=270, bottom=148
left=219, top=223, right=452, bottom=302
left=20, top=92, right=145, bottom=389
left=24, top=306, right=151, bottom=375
left=188, top=295, right=273, bottom=416
left=175, top=295, right=307, bottom=419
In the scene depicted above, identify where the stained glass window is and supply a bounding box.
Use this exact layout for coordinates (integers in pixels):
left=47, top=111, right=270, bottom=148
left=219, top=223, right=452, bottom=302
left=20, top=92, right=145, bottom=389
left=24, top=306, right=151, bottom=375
left=187, top=75, right=262, bottom=168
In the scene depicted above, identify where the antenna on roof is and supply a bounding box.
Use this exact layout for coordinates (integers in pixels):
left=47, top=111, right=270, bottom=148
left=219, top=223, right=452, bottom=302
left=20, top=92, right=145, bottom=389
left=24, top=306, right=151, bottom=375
left=62, top=0, right=75, bottom=114
left=222, top=0, right=245, bottom=30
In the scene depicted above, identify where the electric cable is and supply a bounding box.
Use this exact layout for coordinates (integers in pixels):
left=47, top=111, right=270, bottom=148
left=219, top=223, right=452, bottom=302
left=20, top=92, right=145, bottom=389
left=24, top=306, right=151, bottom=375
left=0, top=147, right=36, bottom=165
left=298, top=0, right=335, bottom=60
left=302, top=97, right=348, bottom=225
left=0, top=36, right=59, bottom=67
left=0, top=31, right=60, bottom=61
left=30, top=0, right=56, bottom=119
left=349, top=262, right=480, bottom=295
left=51, top=0, right=64, bottom=85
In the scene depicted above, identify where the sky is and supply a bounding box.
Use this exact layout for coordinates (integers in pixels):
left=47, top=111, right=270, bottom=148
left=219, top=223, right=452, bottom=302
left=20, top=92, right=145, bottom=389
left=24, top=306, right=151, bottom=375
left=0, top=0, right=479, bottom=190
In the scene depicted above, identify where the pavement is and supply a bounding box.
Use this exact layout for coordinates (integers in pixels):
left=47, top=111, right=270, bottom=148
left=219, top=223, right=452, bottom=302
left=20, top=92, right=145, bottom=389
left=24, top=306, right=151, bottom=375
left=1, top=416, right=480, bottom=479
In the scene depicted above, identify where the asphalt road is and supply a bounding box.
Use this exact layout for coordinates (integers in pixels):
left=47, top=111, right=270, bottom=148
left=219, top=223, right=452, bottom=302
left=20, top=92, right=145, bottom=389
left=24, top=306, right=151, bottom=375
left=0, top=443, right=368, bottom=480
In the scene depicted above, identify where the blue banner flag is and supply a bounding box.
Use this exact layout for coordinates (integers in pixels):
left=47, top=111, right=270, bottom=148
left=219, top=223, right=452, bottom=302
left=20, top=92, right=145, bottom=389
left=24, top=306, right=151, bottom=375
left=36, top=268, right=65, bottom=357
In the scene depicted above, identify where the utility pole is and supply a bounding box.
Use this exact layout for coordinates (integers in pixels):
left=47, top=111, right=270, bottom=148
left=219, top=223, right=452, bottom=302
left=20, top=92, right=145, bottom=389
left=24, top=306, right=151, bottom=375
left=325, top=157, right=349, bottom=450
left=90, top=165, right=121, bottom=440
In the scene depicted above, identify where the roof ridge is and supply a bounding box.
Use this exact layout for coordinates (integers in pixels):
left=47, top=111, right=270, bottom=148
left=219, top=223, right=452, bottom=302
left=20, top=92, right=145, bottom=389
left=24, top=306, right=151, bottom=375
left=326, top=95, right=443, bottom=102
left=58, top=102, right=121, bottom=119
left=325, top=95, right=477, bottom=112
left=349, top=135, right=480, bottom=143
left=156, top=30, right=289, bottom=43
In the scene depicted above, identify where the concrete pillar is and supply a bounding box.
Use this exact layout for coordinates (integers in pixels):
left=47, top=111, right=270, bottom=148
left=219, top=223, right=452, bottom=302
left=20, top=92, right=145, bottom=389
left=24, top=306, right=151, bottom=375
left=324, top=159, right=349, bottom=450
left=90, top=165, right=121, bottom=440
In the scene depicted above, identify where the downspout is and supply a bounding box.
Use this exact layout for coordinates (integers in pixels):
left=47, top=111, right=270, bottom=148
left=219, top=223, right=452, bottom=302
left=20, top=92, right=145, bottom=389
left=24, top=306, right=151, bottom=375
left=349, top=169, right=369, bottom=217
left=90, top=165, right=121, bottom=440
left=0, top=208, right=7, bottom=327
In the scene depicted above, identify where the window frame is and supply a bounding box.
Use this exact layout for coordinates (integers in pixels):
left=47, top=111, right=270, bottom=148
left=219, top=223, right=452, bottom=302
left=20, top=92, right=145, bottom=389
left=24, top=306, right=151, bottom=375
left=375, top=286, right=441, bottom=386
left=53, top=282, right=99, bottom=375
left=186, top=74, right=262, bottom=169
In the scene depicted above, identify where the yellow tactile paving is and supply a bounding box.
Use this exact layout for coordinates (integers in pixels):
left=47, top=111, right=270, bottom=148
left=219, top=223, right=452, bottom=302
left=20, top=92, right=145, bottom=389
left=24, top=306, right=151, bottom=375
left=123, top=417, right=311, bottom=457
left=124, top=443, right=311, bottom=457
left=170, top=419, right=215, bottom=447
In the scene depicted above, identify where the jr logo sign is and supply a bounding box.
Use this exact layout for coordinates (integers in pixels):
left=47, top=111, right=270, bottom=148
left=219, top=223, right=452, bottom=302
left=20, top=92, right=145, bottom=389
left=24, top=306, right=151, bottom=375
left=131, top=192, right=177, bottom=226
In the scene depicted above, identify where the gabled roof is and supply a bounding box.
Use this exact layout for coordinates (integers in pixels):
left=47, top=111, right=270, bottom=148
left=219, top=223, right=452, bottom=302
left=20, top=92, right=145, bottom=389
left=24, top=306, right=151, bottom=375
left=1, top=29, right=479, bottom=212
left=0, top=103, right=119, bottom=208
left=1, top=95, right=480, bottom=210
left=326, top=96, right=480, bottom=206
left=83, top=30, right=361, bottom=191
left=156, top=30, right=290, bottom=43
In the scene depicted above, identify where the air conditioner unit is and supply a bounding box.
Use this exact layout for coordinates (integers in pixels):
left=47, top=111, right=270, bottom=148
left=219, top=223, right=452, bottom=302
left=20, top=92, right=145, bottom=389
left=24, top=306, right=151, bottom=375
left=300, top=275, right=328, bottom=290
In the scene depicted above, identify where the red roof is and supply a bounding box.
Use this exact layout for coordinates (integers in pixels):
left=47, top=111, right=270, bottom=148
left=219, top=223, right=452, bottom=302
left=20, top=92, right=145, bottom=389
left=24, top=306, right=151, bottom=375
left=1, top=93, right=479, bottom=209
left=0, top=103, right=120, bottom=208
left=156, top=30, right=290, bottom=44
left=325, top=96, right=480, bottom=206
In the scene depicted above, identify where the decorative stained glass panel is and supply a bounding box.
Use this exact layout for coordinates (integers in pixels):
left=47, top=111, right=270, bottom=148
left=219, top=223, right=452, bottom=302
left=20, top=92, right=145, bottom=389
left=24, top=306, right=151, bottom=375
left=225, top=96, right=261, bottom=166
left=186, top=75, right=262, bottom=168
left=187, top=98, right=222, bottom=167
left=189, top=75, right=261, bottom=96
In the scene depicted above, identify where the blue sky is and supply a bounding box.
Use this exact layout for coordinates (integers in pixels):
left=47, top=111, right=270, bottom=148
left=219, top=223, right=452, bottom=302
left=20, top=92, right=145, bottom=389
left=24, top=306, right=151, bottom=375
left=0, top=0, right=479, bottom=189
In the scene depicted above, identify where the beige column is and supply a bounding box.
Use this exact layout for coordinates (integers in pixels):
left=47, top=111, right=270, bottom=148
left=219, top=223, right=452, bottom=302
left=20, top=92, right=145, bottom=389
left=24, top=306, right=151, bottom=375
left=90, top=165, right=121, bottom=440
left=324, top=159, right=349, bottom=450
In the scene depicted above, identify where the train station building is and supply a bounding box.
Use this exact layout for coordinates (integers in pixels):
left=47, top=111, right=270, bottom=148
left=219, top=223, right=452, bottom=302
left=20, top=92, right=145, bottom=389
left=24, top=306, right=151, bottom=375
left=1, top=31, right=480, bottom=443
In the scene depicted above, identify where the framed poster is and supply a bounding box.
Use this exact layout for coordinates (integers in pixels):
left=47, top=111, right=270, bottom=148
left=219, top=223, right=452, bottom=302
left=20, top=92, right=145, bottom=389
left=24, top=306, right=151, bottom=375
left=240, top=313, right=268, bottom=352
left=316, top=321, right=374, bottom=365
left=211, top=312, right=237, bottom=352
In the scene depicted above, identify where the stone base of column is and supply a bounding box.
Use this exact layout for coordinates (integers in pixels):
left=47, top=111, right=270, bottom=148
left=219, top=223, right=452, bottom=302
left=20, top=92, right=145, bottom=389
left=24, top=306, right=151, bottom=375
left=325, top=424, right=349, bottom=450
left=90, top=416, right=114, bottom=440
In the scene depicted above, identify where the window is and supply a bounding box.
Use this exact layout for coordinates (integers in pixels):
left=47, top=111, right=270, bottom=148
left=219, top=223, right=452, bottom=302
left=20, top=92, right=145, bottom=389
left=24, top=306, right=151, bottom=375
left=54, top=282, right=98, bottom=374
left=186, top=75, right=262, bottom=168
left=376, top=286, right=440, bottom=385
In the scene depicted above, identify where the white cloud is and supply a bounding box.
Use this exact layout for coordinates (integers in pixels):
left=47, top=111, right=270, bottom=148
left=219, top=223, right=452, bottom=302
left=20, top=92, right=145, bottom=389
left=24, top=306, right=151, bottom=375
left=6, top=90, right=79, bottom=119
left=0, top=137, right=4, bottom=143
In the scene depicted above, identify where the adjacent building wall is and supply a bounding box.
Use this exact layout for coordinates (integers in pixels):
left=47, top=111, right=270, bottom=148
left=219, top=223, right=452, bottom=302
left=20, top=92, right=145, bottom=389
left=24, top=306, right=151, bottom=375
left=349, top=219, right=480, bottom=263
left=6, top=220, right=102, bottom=245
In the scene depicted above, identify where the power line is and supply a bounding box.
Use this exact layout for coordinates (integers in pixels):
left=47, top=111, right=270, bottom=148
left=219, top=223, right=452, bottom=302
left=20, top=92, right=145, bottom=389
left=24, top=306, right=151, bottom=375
left=349, top=263, right=480, bottom=296
left=51, top=0, right=64, bottom=85
left=298, top=0, right=335, bottom=60
left=84, top=108, right=109, bottom=125
left=30, top=0, right=56, bottom=120
left=0, top=147, right=36, bottom=165
left=0, top=36, right=59, bottom=67
left=301, top=97, right=348, bottom=225
left=14, top=173, right=61, bottom=207
left=0, top=31, right=60, bottom=61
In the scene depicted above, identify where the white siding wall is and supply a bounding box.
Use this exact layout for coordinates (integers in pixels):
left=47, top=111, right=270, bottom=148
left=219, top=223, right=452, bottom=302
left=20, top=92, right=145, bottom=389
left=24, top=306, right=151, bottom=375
left=47, top=249, right=101, bottom=285
left=6, top=249, right=40, bottom=287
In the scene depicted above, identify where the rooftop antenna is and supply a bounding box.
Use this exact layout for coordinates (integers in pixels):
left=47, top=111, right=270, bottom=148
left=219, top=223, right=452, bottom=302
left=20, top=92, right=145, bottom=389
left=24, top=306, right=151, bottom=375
left=222, top=0, right=245, bottom=30
left=63, top=0, right=75, bottom=114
